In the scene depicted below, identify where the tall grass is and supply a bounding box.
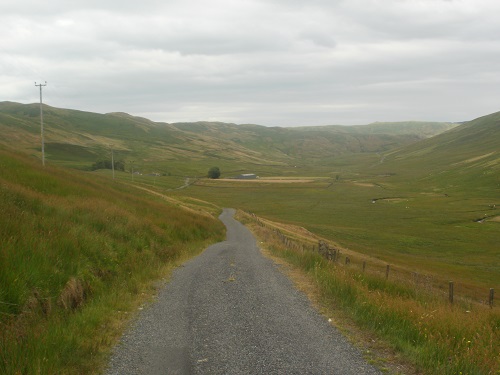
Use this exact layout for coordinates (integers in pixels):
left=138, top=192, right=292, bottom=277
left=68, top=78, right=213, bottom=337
left=239, top=212, right=500, bottom=375
left=0, top=149, right=225, bottom=374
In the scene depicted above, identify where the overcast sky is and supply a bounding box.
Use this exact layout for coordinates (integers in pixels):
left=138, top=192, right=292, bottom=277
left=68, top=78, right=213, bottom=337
left=1, top=0, right=499, bottom=126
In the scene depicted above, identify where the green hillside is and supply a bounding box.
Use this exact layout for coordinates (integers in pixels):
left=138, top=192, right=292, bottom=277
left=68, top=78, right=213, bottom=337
left=0, top=147, right=224, bottom=374
left=0, top=101, right=456, bottom=175
left=374, top=111, right=500, bottom=193
left=291, top=120, right=457, bottom=137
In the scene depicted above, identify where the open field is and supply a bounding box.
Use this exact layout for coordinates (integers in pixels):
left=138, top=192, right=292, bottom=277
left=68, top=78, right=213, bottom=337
left=216, top=177, right=318, bottom=183
left=172, top=172, right=499, bottom=301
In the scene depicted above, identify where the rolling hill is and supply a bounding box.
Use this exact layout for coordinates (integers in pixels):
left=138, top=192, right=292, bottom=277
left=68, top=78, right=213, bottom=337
left=373, top=110, right=500, bottom=193
left=0, top=101, right=456, bottom=175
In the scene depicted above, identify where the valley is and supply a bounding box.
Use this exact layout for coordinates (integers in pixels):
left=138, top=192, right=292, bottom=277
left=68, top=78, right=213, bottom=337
left=0, top=101, right=498, bottom=374
left=2, top=101, right=496, bottom=294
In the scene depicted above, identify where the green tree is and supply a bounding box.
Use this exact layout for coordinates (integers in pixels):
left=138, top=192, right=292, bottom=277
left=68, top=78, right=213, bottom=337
left=114, top=160, right=125, bottom=172
left=91, top=159, right=125, bottom=172
left=207, top=166, right=221, bottom=179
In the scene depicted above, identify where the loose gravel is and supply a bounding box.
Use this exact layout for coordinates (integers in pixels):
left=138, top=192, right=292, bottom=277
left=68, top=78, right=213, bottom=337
left=105, top=208, right=381, bottom=374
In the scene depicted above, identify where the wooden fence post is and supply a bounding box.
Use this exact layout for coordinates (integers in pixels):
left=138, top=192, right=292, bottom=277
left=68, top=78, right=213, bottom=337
left=386, top=265, right=390, bottom=279
left=362, top=261, right=366, bottom=273
left=449, top=281, right=454, bottom=304
left=490, top=288, right=494, bottom=308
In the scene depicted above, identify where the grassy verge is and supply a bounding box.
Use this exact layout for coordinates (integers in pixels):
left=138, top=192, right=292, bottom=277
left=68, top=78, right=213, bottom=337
left=0, top=149, right=225, bottom=374
left=237, top=211, right=500, bottom=375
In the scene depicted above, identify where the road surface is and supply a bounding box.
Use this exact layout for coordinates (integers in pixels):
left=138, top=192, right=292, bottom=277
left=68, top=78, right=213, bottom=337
left=105, top=208, right=380, bottom=374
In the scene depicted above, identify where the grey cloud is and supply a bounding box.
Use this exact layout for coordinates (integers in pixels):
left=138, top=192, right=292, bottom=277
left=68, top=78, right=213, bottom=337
left=337, top=0, right=500, bottom=42
left=0, top=0, right=169, bottom=15
left=1, top=0, right=500, bottom=126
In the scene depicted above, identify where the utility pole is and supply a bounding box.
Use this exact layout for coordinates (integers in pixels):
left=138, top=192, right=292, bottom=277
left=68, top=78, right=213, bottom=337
left=110, top=145, right=115, bottom=179
left=35, top=81, right=47, bottom=166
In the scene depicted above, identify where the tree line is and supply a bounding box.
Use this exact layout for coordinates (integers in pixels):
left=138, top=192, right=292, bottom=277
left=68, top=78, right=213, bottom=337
left=91, top=159, right=125, bottom=171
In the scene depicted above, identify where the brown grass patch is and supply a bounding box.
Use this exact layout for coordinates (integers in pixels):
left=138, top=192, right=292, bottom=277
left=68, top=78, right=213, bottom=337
left=452, top=152, right=496, bottom=166
left=58, top=278, right=89, bottom=311
left=217, top=178, right=315, bottom=183
left=259, top=219, right=319, bottom=243
left=22, top=289, right=52, bottom=318
left=351, top=182, right=377, bottom=187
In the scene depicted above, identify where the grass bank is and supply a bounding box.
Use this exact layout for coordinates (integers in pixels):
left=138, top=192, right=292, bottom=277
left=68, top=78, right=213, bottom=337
left=238, top=211, right=500, bottom=375
left=0, top=149, right=225, bottom=374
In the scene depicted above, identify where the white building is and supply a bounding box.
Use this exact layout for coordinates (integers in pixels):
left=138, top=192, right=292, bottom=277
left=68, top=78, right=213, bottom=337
left=237, top=173, right=258, bottom=179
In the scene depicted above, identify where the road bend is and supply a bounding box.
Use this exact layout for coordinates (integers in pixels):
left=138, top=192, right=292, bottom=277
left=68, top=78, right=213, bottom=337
left=105, top=208, right=380, bottom=375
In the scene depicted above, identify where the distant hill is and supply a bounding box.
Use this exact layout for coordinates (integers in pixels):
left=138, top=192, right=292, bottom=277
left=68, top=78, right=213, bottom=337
left=375, top=111, right=500, bottom=191
left=292, top=121, right=457, bottom=137
left=0, top=101, right=457, bottom=174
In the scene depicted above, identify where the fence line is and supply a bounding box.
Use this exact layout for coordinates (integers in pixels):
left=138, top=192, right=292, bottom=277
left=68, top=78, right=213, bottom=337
left=247, top=212, right=495, bottom=308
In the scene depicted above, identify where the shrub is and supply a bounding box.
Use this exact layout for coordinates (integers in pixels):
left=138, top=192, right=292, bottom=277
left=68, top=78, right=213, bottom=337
left=207, top=166, right=221, bottom=179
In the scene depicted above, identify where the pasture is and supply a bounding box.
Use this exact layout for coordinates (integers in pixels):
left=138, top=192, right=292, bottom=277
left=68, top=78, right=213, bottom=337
left=172, top=173, right=499, bottom=300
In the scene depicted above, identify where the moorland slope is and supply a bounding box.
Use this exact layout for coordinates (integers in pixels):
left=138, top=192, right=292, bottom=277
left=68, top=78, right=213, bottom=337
left=0, top=101, right=456, bottom=174
left=372, top=110, right=500, bottom=191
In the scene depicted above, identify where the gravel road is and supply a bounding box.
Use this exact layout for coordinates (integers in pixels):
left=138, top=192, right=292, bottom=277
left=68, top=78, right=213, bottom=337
left=105, top=208, right=380, bottom=375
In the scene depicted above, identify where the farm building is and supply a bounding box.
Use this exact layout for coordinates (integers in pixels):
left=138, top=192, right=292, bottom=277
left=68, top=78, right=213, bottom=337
left=236, top=173, right=258, bottom=179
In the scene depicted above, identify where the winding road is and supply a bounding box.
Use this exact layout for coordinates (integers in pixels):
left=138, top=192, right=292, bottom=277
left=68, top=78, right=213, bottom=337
left=105, top=208, right=380, bottom=374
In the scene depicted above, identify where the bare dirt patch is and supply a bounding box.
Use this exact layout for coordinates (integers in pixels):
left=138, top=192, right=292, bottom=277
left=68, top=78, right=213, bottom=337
left=217, top=178, right=315, bottom=183
left=371, top=197, right=408, bottom=203
left=453, top=152, right=496, bottom=166
left=260, top=219, right=320, bottom=243
left=383, top=198, right=408, bottom=203
left=351, top=182, right=377, bottom=187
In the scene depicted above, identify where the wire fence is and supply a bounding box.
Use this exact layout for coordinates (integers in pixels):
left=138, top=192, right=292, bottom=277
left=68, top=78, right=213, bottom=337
left=247, top=212, right=496, bottom=309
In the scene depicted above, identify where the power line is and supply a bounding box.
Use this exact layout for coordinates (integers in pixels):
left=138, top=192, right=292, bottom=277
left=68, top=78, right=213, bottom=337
left=35, top=81, right=47, bottom=166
